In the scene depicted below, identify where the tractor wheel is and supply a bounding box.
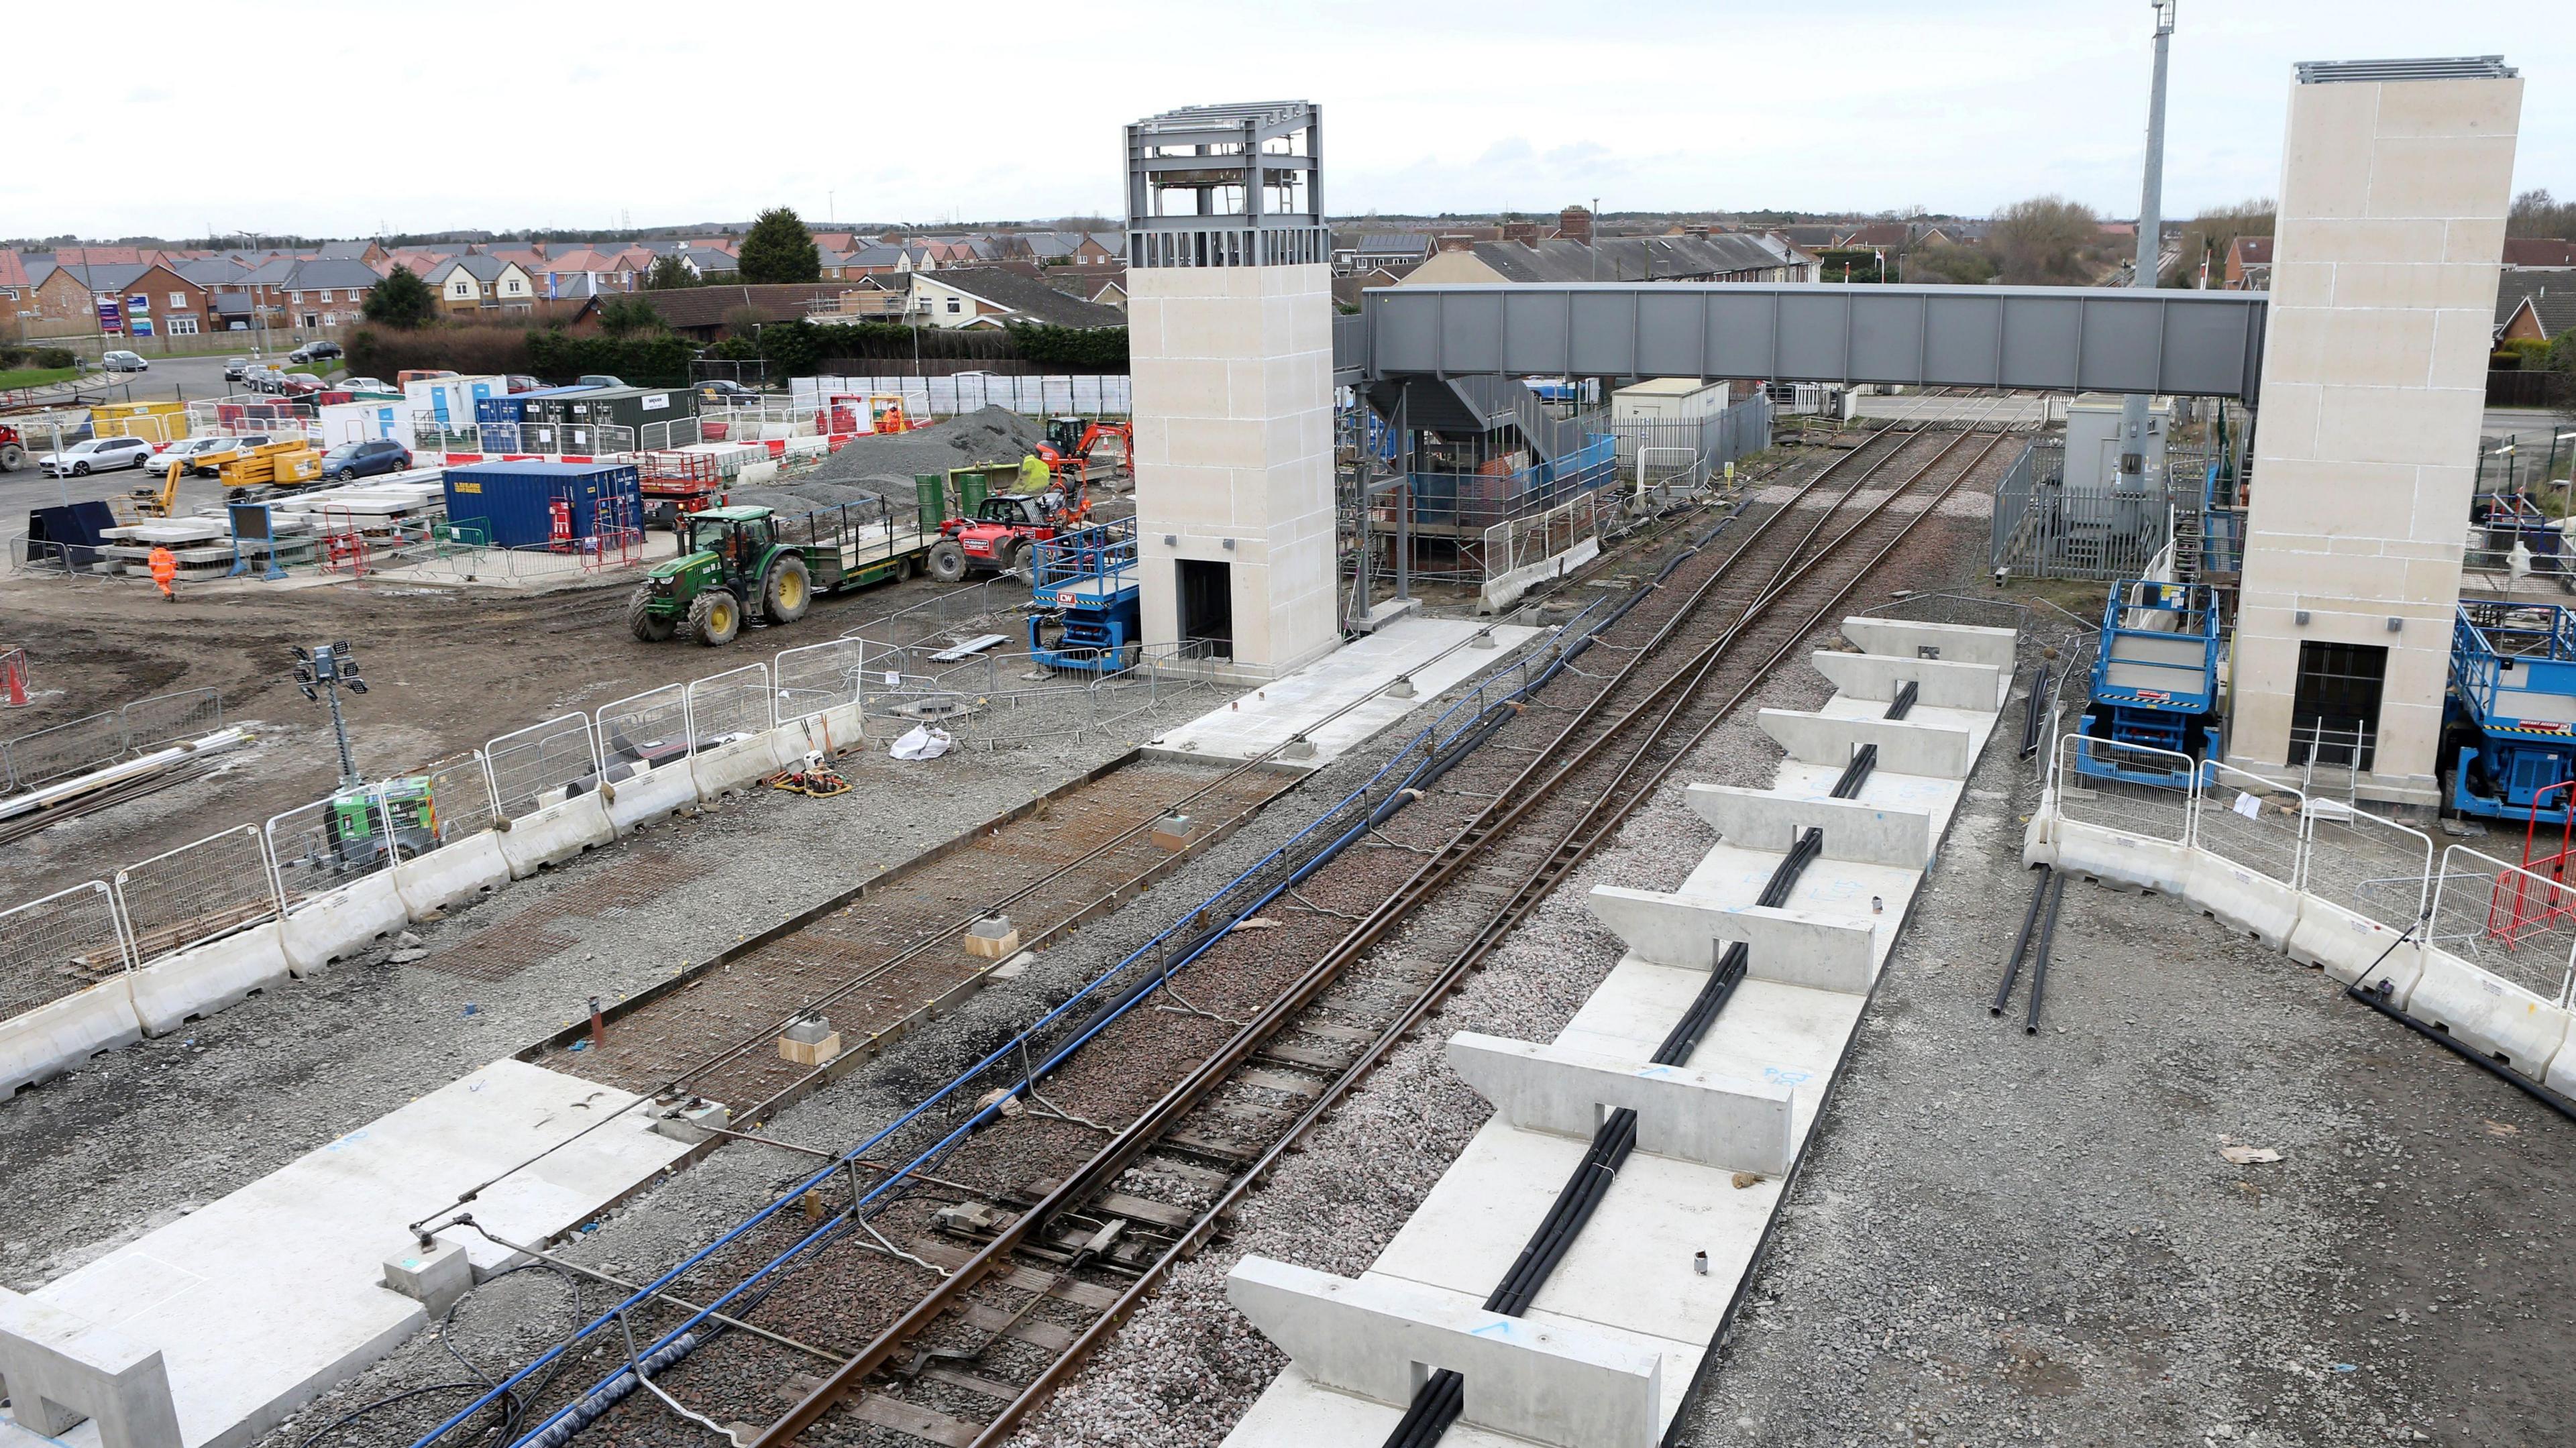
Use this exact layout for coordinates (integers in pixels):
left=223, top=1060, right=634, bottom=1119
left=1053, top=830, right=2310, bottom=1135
left=1004, top=539, right=1034, bottom=577
left=627, top=586, right=676, bottom=642
left=0, top=443, right=21, bottom=472
left=765, top=553, right=812, bottom=623
left=688, top=589, right=742, bottom=647
left=926, top=539, right=968, bottom=583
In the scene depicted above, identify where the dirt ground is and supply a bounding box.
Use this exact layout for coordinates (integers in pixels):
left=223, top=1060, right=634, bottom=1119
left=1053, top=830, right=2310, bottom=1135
left=0, top=559, right=991, bottom=906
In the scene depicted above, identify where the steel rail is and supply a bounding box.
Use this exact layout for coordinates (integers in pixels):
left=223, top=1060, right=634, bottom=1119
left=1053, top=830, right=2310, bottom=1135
left=750, top=419, right=1989, bottom=1446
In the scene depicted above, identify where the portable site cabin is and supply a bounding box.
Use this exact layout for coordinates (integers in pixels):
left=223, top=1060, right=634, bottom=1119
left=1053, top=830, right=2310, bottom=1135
left=89, top=399, right=191, bottom=443
left=317, top=400, right=407, bottom=448
left=539, top=386, right=698, bottom=434
left=405, top=375, right=508, bottom=433
left=475, top=385, right=599, bottom=427
left=441, top=461, right=643, bottom=549
left=1608, top=378, right=1731, bottom=423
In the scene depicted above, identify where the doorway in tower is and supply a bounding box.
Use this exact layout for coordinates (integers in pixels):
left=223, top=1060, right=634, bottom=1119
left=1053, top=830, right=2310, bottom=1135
left=1176, top=559, right=1234, bottom=660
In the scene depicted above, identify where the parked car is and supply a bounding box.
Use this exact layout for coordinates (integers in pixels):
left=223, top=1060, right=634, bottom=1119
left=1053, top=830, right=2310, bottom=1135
left=337, top=376, right=396, bottom=395
left=320, top=439, right=413, bottom=481
left=102, top=350, right=148, bottom=373
left=277, top=372, right=327, bottom=398
left=288, top=340, right=343, bottom=363
left=396, top=369, right=458, bottom=386
left=163, top=434, right=273, bottom=475
left=504, top=374, right=542, bottom=394
left=39, top=436, right=156, bottom=476
left=241, top=366, right=284, bottom=393
left=576, top=374, right=626, bottom=389
left=696, top=379, right=761, bottom=406
left=223, top=356, right=252, bottom=381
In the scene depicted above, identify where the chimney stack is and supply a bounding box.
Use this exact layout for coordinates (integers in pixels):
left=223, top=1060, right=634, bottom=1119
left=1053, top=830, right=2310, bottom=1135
left=1558, top=205, right=1595, bottom=245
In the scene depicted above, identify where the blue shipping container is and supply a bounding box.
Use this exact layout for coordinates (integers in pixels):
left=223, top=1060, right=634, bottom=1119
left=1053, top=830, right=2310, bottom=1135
left=443, top=461, right=642, bottom=550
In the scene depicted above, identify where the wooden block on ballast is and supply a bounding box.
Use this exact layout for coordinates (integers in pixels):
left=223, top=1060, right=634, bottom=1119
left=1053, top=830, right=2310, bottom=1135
left=779, top=1015, right=842, bottom=1066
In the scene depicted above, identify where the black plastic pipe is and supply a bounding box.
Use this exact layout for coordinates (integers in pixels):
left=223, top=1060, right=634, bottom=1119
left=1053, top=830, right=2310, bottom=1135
left=2024, top=872, right=2065, bottom=1035
left=1991, top=865, right=2053, bottom=1016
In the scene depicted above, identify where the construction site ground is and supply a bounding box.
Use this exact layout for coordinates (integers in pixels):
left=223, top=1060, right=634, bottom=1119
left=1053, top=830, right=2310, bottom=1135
left=11, top=447, right=2567, bottom=1448
left=0, top=558, right=1018, bottom=907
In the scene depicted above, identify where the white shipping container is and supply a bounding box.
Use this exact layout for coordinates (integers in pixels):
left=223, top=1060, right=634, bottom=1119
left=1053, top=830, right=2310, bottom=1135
left=402, top=374, right=509, bottom=433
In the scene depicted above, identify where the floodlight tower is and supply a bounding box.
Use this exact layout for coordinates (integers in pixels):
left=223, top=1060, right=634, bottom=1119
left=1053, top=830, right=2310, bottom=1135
left=291, top=640, right=370, bottom=789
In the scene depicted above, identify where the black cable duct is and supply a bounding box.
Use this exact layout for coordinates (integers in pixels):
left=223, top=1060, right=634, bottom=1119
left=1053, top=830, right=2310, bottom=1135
left=1382, top=657, right=1914, bottom=1445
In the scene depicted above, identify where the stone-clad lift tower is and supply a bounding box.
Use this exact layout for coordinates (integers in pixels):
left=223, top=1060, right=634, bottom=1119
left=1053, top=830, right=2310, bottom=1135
left=1124, top=102, right=1340, bottom=677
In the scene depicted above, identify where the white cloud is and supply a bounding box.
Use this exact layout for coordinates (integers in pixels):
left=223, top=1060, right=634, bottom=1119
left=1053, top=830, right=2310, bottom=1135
left=5, top=0, right=2567, bottom=237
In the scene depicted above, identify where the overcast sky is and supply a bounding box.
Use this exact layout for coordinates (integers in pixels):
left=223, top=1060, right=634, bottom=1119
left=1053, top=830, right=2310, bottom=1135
left=7, top=0, right=2567, bottom=240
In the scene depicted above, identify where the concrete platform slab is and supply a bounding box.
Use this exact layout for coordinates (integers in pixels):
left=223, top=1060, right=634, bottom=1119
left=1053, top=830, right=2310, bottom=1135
left=1224, top=624, right=2017, bottom=1448
left=1142, top=618, right=1540, bottom=767
left=1, top=1059, right=687, bottom=1448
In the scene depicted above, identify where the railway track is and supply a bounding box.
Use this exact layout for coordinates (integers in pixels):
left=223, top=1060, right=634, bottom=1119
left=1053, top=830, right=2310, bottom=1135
left=396, top=411, right=2025, bottom=1448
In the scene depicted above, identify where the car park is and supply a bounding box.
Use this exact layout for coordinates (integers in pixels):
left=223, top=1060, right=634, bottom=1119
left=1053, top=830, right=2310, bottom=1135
left=39, top=435, right=157, bottom=476
left=319, top=438, right=413, bottom=481
left=102, top=349, right=148, bottom=372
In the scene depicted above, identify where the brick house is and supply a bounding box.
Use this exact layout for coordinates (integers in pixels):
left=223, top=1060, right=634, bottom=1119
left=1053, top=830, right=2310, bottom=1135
left=280, top=258, right=391, bottom=329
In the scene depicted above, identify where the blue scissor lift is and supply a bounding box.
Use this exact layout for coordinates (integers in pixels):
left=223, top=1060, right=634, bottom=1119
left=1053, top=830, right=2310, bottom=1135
left=2447, top=601, right=2576, bottom=818
left=2074, top=579, right=2225, bottom=786
left=1027, top=518, right=1140, bottom=673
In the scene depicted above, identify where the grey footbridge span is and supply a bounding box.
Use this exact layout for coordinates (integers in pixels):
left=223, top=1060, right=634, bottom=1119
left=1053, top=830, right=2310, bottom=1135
left=1333, top=283, right=2270, bottom=402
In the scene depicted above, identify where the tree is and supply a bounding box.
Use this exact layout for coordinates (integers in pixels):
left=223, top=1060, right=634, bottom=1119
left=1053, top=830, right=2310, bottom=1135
left=737, top=207, right=821, bottom=284
left=362, top=267, right=438, bottom=329
left=1908, top=242, right=1996, bottom=286
left=645, top=255, right=702, bottom=290
left=1988, top=195, right=2102, bottom=285
left=598, top=294, right=664, bottom=336
left=2172, top=199, right=2275, bottom=287
left=2509, top=188, right=2576, bottom=239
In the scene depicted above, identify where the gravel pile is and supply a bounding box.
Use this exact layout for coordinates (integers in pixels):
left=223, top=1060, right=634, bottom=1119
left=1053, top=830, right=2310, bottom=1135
left=807, top=404, right=1051, bottom=488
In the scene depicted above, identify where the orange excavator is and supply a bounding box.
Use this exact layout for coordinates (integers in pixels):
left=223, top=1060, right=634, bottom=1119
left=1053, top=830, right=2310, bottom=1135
left=1036, top=416, right=1132, bottom=488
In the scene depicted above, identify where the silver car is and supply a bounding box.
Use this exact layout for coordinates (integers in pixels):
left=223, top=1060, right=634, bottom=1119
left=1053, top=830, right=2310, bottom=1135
left=38, top=436, right=157, bottom=476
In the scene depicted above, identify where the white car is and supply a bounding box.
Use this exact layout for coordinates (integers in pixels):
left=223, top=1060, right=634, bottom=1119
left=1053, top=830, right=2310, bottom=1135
left=39, top=436, right=158, bottom=476
left=162, top=435, right=267, bottom=475
left=101, top=349, right=148, bottom=373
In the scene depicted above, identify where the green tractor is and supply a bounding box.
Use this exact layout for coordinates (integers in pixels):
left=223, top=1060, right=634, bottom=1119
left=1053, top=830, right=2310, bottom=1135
left=629, top=506, right=812, bottom=647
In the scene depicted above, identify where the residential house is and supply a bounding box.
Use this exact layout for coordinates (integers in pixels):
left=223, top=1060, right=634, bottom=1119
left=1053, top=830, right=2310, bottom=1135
left=639, top=283, right=858, bottom=341
left=53, top=261, right=216, bottom=339
left=1335, top=233, right=1431, bottom=276
left=1398, top=233, right=1817, bottom=288
left=424, top=255, right=539, bottom=313
left=2503, top=238, right=2576, bottom=271
left=1041, top=264, right=1128, bottom=312
left=1331, top=268, right=1407, bottom=311
left=0, top=251, right=32, bottom=339
left=18, top=264, right=99, bottom=337
left=316, top=239, right=390, bottom=268
left=657, top=243, right=739, bottom=280
left=907, top=266, right=1126, bottom=330
left=527, top=248, right=651, bottom=298
left=2223, top=235, right=2273, bottom=290
left=280, top=258, right=391, bottom=329
left=2495, top=272, right=2575, bottom=345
